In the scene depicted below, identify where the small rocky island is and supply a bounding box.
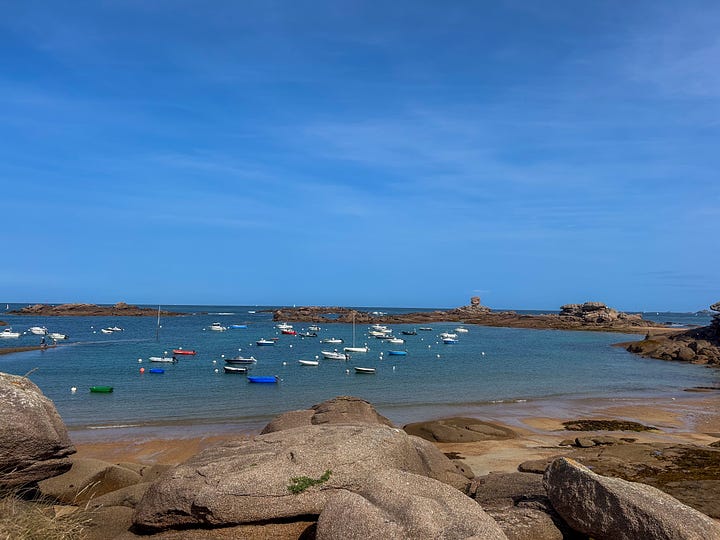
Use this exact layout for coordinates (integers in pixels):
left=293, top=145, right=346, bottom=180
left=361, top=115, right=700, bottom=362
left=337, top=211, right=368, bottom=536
left=9, top=302, right=182, bottom=317
left=274, top=298, right=663, bottom=334
left=626, top=301, right=720, bottom=365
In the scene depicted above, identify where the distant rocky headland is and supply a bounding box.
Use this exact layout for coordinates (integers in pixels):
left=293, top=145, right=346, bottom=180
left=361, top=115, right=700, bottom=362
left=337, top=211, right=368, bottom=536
left=624, top=301, right=720, bottom=366
left=9, top=302, right=182, bottom=317
left=273, top=298, right=665, bottom=334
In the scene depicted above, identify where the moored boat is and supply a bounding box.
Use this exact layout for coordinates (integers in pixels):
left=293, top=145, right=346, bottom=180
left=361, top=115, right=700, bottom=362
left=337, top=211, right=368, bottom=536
left=455, top=327, right=469, bottom=333
left=401, top=330, right=417, bottom=335
left=172, top=349, right=197, bottom=355
left=230, top=324, right=247, bottom=329
left=89, top=385, right=113, bottom=393
left=354, top=367, right=376, bottom=374
left=0, top=328, right=21, bottom=338
left=148, top=368, right=165, bottom=374
left=247, top=375, right=279, bottom=383
left=49, top=332, right=68, bottom=340
left=281, top=329, right=297, bottom=335
left=322, top=350, right=348, bottom=360
left=344, top=346, right=368, bottom=353
left=210, top=322, right=227, bottom=331
left=256, top=339, right=275, bottom=346
left=28, top=326, right=48, bottom=335
left=223, top=365, right=248, bottom=374
left=387, top=338, right=404, bottom=344
left=308, top=325, right=321, bottom=331
left=419, top=327, right=432, bottom=331
left=224, top=356, right=257, bottom=364
left=299, top=331, right=317, bottom=337
left=442, top=337, right=458, bottom=344
left=321, top=338, right=343, bottom=344
left=298, top=359, right=319, bottom=366
left=148, top=356, right=177, bottom=363
left=388, top=350, right=407, bottom=356
left=100, top=328, right=114, bottom=334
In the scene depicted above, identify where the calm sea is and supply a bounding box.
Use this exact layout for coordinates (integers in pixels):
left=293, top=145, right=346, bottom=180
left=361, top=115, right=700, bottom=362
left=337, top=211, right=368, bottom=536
left=1, top=304, right=717, bottom=439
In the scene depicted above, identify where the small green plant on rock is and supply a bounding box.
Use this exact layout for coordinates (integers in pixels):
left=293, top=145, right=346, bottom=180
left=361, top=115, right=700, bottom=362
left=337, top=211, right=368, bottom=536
left=287, top=470, right=332, bottom=494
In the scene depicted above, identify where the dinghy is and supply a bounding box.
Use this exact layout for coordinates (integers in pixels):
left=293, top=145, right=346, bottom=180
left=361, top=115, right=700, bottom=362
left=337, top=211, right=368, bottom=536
left=223, top=365, right=248, bottom=374
left=149, top=356, right=177, bottom=363
left=172, top=349, right=196, bottom=355
left=354, top=367, right=376, bottom=374
left=224, top=356, right=257, bottom=364
left=89, top=385, right=113, bottom=393
left=298, top=359, right=319, bottom=366
left=247, top=375, right=279, bottom=384
left=388, top=350, right=407, bottom=356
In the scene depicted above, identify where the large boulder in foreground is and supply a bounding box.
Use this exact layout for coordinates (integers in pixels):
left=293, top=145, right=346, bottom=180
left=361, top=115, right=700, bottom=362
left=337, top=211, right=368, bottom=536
left=133, top=424, right=470, bottom=531
left=316, top=469, right=508, bottom=539
left=0, top=372, right=75, bottom=487
left=404, top=417, right=517, bottom=443
left=260, top=395, right=394, bottom=434
left=544, top=457, right=720, bottom=540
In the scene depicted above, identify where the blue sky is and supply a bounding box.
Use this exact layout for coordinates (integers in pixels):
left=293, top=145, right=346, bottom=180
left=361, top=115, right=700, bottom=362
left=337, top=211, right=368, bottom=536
left=1, top=1, right=718, bottom=311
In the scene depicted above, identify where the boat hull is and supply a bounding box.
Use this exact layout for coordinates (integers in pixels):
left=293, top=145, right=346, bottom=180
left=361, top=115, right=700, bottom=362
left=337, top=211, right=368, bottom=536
left=90, top=385, right=113, bottom=393
left=247, top=376, right=279, bottom=383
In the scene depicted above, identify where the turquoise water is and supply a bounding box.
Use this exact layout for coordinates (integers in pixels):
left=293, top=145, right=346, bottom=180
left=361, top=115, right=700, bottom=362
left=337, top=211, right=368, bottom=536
left=0, top=305, right=717, bottom=437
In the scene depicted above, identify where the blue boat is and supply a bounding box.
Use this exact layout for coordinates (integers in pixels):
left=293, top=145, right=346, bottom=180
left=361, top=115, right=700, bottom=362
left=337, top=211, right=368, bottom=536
left=247, top=376, right=279, bottom=384
left=230, top=324, right=247, bottom=329
left=148, top=368, right=165, bottom=374
left=388, top=350, right=407, bottom=356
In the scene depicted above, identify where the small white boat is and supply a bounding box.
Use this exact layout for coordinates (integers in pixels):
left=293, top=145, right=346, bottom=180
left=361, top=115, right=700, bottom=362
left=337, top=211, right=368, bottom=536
left=387, top=338, right=404, bottom=344
left=370, top=324, right=389, bottom=332
left=298, top=359, right=319, bottom=366
left=109, top=326, right=123, bottom=332
left=210, top=322, right=227, bottom=331
left=308, top=325, right=321, bottom=331
left=344, top=346, right=368, bottom=353
left=368, top=330, right=388, bottom=337
left=48, top=332, right=68, bottom=340
left=419, top=327, right=432, bottom=331
left=442, top=337, right=459, bottom=344
left=440, top=332, right=458, bottom=339
left=100, top=328, right=114, bottom=334
left=223, top=365, right=248, bottom=374
left=149, top=356, right=177, bottom=363
left=225, top=356, right=257, bottom=364
left=321, top=338, right=343, bottom=344
left=455, top=327, right=469, bottom=333
left=29, top=326, right=48, bottom=335
left=322, top=350, right=348, bottom=360
left=354, top=367, right=376, bottom=374
left=256, top=339, right=275, bottom=346
left=276, top=323, right=293, bottom=330
left=0, top=328, right=21, bottom=338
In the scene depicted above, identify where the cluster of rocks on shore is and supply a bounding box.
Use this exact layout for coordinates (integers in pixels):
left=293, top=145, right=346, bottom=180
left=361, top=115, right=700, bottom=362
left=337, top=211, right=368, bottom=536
left=273, top=299, right=661, bottom=334
left=626, top=301, right=720, bottom=365
left=9, top=302, right=182, bottom=317
left=2, top=372, right=720, bottom=539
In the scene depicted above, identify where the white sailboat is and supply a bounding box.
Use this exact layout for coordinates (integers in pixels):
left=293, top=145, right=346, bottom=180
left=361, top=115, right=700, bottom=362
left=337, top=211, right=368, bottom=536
left=344, top=313, right=368, bottom=353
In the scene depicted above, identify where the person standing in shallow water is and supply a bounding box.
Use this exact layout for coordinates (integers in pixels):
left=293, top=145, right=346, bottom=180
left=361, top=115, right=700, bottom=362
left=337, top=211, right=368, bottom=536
left=40, top=336, right=47, bottom=349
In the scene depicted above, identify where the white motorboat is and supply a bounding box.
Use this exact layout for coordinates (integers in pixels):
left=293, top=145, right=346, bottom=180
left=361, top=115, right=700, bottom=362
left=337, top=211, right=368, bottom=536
left=109, top=326, right=123, bottom=332
left=354, top=366, right=376, bottom=374
left=308, top=325, right=321, bottom=331
left=321, top=350, right=348, bottom=360
left=210, top=322, right=227, bottom=331
left=455, top=327, right=469, bottom=333
left=387, top=338, right=405, bottom=344
left=440, top=332, right=458, bottom=339
left=256, top=339, right=275, bottom=346
left=225, top=356, right=257, bottom=364
left=344, top=346, right=368, bottom=353
left=29, top=326, right=48, bottom=335
left=321, top=338, right=343, bottom=344
left=101, top=328, right=114, bottom=334
left=442, top=337, right=459, bottom=344
left=276, top=322, right=293, bottom=330
left=0, top=328, right=21, bottom=338
left=223, top=365, right=248, bottom=374
left=148, top=356, right=177, bottom=363
left=298, top=359, right=319, bottom=366
left=48, top=333, right=68, bottom=340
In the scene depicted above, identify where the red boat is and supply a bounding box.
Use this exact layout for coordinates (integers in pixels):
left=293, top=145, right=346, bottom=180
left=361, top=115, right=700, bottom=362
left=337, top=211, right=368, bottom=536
left=281, top=329, right=297, bottom=335
left=172, top=349, right=197, bottom=356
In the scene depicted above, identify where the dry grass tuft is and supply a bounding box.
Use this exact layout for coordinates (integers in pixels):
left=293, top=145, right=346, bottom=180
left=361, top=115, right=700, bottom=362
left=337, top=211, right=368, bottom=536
left=0, top=488, right=92, bottom=540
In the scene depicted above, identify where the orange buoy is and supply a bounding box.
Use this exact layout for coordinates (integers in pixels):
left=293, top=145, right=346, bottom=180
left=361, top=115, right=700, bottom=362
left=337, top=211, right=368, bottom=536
left=139, top=367, right=145, bottom=373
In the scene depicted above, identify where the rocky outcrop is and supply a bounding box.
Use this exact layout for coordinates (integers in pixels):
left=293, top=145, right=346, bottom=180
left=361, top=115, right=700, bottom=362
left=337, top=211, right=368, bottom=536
left=316, top=469, right=508, bottom=540
left=0, top=372, right=75, bottom=487
left=404, top=417, right=517, bottom=443
left=0, top=320, right=6, bottom=326
left=38, top=457, right=143, bottom=504
left=9, top=302, right=182, bottom=317
left=626, top=301, right=720, bottom=365
left=261, top=396, right=394, bottom=434
left=544, top=457, right=720, bottom=540
left=133, top=423, right=471, bottom=532
left=274, top=299, right=661, bottom=334
left=471, top=472, right=569, bottom=540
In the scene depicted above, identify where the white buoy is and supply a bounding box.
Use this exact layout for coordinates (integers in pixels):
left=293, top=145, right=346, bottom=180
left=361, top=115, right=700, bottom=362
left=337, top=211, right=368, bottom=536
left=138, top=358, right=142, bottom=363
left=392, top=366, right=395, bottom=371
left=290, top=345, right=293, bottom=348
left=212, top=360, right=217, bottom=364
left=221, top=354, right=225, bottom=358
left=70, top=387, right=77, bottom=393
left=345, top=369, right=350, bottom=374
left=437, top=354, right=441, bottom=358
left=481, top=352, right=485, bottom=356
left=315, top=355, right=319, bottom=360
left=282, top=361, right=287, bottom=366
left=214, top=368, right=219, bottom=373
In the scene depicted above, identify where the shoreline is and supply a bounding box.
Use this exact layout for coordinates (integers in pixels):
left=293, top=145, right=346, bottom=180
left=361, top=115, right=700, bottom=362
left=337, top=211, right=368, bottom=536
left=71, top=391, right=720, bottom=468
left=0, top=344, right=56, bottom=356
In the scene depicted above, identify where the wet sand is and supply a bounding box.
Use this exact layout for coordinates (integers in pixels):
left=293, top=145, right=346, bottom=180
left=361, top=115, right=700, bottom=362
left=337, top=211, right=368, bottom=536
left=72, top=393, right=720, bottom=473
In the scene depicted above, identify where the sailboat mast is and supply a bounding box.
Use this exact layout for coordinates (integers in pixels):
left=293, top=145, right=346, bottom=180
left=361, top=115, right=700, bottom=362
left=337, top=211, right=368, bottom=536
left=155, top=305, right=161, bottom=341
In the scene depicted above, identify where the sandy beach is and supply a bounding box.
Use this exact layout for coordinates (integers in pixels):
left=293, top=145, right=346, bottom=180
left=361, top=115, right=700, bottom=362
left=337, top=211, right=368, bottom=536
left=72, top=392, right=720, bottom=473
